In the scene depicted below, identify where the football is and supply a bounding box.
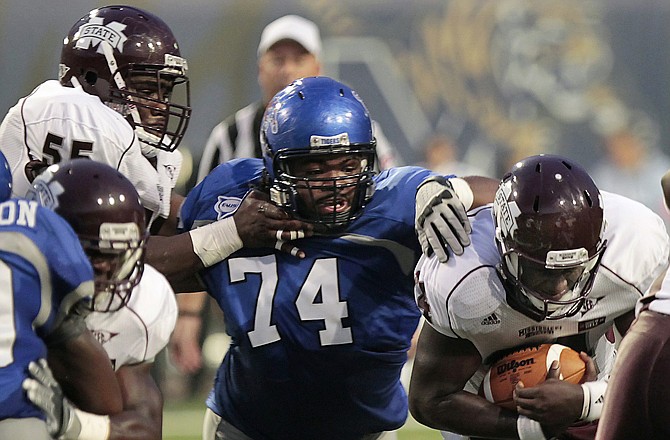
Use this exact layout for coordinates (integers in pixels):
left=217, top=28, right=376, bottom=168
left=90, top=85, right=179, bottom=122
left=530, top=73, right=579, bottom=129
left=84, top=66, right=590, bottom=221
left=479, top=343, right=586, bottom=410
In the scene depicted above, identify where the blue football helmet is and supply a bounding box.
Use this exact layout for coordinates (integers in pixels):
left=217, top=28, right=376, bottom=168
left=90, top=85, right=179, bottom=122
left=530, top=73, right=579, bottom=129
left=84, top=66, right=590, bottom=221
left=0, top=150, right=12, bottom=202
left=261, top=76, right=377, bottom=231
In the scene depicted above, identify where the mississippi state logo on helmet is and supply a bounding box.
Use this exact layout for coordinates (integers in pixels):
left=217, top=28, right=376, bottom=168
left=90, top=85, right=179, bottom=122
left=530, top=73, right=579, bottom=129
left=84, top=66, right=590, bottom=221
left=60, top=5, right=191, bottom=153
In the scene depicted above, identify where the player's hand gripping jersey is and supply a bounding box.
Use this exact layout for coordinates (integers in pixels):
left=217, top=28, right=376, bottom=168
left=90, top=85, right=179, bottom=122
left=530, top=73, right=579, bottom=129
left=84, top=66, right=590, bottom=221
left=415, top=191, right=669, bottom=371
left=181, top=158, right=438, bottom=439
left=0, top=198, right=94, bottom=420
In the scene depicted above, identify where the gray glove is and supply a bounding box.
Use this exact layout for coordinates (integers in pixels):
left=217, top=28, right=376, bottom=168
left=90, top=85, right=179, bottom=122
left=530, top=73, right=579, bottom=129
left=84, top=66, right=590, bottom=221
left=22, top=359, right=81, bottom=439
left=415, top=176, right=472, bottom=262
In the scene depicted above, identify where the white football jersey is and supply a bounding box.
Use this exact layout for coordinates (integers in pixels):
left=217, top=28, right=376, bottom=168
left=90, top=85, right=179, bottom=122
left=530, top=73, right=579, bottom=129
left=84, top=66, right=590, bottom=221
left=85, top=265, right=177, bottom=370
left=640, top=266, right=670, bottom=316
left=0, top=80, right=164, bottom=217
left=415, top=191, right=669, bottom=366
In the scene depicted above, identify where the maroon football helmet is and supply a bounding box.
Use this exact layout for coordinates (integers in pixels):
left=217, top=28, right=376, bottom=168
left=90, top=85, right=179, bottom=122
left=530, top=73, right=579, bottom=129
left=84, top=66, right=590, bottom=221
left=30, top=159, right=148, bottom=312
left=492, top=154, right=607, bottom=321
left=59, top=5, right=190, bottom=153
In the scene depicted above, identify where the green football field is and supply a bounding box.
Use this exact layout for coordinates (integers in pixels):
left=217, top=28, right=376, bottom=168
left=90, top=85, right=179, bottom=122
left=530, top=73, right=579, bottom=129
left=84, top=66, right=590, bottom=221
left=162, top=399, right=442, bottom=440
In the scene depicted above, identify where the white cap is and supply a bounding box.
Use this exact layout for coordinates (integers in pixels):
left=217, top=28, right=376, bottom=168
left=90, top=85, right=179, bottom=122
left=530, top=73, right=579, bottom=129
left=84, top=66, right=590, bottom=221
left=257, top=15, right=322, bottom=58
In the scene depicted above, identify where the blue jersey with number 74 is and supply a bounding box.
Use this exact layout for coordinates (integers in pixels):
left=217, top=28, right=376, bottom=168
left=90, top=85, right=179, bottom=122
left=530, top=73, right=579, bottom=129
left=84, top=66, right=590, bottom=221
left=180, top=158, right=447, bottom=440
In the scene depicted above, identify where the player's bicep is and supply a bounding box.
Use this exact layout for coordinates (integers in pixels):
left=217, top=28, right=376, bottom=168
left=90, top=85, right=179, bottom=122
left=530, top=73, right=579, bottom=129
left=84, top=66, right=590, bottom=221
left=411, top=323, right=482, bottom=396
left=111, top=363, right=163, bottom=439
left=116, top=363, right=162, bottom=414
left=47, top=327, right=123, bottom=415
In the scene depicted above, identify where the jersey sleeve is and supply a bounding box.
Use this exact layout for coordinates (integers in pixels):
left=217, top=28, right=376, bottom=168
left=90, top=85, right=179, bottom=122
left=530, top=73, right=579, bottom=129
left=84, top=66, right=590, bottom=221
left=601, top=191, right=670, bottom=295
left=114, top=139, right=162, bottom=218
left=180, top=158, right=264, bottom=231
left=141, top=266, right=177, bottom=362
left=0, top=100, right=32, bottom=197
left=95, top=265, right=177, bottom=368
left=416, top=241, right=504, bottom=340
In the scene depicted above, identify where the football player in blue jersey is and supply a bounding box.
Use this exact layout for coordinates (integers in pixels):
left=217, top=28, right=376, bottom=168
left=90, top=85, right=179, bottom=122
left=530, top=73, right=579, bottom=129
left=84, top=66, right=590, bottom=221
left=179, top=76, right=496, bottom=440
left=0, top=151, right=122, bottom=438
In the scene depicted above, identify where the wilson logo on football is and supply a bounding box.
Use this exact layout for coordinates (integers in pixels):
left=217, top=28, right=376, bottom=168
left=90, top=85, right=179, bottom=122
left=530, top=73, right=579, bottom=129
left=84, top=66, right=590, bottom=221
left=496, top=357, right=535, bottom=374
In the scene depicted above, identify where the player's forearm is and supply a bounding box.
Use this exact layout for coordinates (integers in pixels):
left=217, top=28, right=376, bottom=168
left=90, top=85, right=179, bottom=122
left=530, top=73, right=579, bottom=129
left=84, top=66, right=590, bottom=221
left=462, top=175, right=498, bottom=208
left=107, top=365, right=163, bottom=440
left=410, top=391, right=519, bottom=438
left=145, top=233, right=204, bottom=282
left=48, top=329, right=123, bottom=416
left=177, top=291, right=207, bottom=314
left=107, top=409, right=162, bottom=440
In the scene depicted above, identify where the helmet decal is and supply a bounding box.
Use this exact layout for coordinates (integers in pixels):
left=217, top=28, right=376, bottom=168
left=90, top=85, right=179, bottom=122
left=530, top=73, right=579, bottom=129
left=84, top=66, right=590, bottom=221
left=73, top=18, right=128, bottom=54
left=268, top=103, right=280, bottom=135
left=27, top=175, right=64, bottom=210
left=493, top=179, right=520, bottom=239
left=310, top=133, right=350, bottom=148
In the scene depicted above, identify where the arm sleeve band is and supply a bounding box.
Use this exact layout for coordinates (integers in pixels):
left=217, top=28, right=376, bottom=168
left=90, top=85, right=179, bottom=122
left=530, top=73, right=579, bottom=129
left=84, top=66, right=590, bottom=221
left=517, top=415, right=547, bottom=440
left=189, top=216, right=243, bottom=267
left=580, top=380, right=608, bottom=422
left=66, top=408, right=110, bottom=440
left=449, top=177, right=475, bottom=211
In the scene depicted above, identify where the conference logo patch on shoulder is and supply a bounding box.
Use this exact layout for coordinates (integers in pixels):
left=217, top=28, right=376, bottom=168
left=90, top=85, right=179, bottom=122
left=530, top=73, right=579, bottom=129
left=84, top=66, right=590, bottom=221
left=215, top=196, right=241, bottom=219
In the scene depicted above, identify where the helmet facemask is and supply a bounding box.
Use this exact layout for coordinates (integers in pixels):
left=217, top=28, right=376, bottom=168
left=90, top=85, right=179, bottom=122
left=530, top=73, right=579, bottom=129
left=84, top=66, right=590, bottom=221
left=268, top=143, right=376, bottom=232
left=497, top=235, right=607, bottom=321
left=107, top=57, right=191, bottom=154
left=59, top=5, right=191, bottom=155
left=81, top=222, right=149, bottom=312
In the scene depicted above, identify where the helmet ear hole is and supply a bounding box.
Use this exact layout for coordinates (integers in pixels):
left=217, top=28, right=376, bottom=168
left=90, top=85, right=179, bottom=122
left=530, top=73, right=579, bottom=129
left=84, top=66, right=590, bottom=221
left=84, top=70, right=98, bottom=86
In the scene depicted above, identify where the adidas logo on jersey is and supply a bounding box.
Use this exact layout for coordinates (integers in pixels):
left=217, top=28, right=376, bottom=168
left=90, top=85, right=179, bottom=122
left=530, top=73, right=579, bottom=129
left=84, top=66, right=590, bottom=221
left=481, top=313, right=501, bottom=326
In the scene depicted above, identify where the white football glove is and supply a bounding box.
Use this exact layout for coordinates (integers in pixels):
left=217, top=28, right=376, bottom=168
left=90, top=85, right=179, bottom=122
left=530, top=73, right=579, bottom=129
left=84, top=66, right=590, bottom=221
left=415, top=176, right=473, bottom=262
left=22, top=359, right=80, bottom=439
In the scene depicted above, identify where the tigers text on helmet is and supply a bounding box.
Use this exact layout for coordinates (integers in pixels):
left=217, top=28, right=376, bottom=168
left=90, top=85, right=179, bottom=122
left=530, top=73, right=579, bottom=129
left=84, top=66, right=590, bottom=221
left=28, top=159, right=148, bottom=312
left=0, top=151, right=12, bottom=202
left=261, top=76, right=377, bottom=231
left=59, top=5, right=191, bottom=153
left=492, top=154, right=607, bottom=321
